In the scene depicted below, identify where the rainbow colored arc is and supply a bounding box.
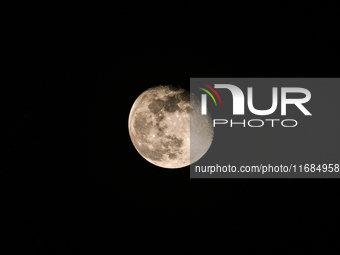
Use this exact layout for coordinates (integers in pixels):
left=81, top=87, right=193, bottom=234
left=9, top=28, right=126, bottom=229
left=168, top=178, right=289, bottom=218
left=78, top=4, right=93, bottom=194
left=196, top=82, right=222, bottom=106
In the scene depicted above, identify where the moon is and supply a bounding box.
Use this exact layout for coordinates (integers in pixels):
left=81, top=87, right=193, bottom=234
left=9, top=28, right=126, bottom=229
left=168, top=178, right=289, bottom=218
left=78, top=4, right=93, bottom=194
left=128, top=85, right=214, bottom=169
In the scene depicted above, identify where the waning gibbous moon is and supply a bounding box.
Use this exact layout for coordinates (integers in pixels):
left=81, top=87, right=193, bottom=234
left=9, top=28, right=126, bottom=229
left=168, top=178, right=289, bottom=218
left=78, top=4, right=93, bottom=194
left=128, top=85, right=214, bottom=169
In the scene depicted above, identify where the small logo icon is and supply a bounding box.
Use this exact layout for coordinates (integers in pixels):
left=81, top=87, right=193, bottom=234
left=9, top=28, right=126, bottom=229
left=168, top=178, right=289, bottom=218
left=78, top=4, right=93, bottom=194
left=197, top=82, right=222, bottom=115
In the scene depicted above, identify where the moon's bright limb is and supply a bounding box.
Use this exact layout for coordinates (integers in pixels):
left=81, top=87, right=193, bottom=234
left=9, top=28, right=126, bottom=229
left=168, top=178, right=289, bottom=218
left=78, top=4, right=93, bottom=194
left=128, top=85, right=214, bottom=169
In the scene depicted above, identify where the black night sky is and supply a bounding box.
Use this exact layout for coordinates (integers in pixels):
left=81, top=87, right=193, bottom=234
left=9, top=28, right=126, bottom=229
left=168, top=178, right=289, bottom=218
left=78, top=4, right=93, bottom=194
left=3, top=2, right=340, bottom=253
